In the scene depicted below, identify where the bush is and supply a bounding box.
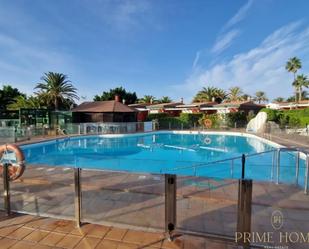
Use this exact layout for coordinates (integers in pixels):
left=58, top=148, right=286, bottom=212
left=226, top=112, right=247, bottom=128
left=260, top=108, right=280, bottom=122
left=157, top=117, right=188, bottom=129
left=178, top=113, right=203, bottom=127
left=288, top=115, right=300, bottom=127
left=247, top=110, right=256, bottom=122
left=259, top=107, right=309, bottom=128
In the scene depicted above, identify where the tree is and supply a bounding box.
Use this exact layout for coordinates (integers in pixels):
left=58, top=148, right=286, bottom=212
left=286, top=57, right=302, bottom=102
left=138, top=95, right=156, bottom=104
left=159, top=96, right=172, bottom=103
left=228, top=86, right=243, bottom=101
left=273, top=97, right=285, bottom=103
left=293, top=74, right=309, bottom=102
left=35, top=72, right=79, bottom=110
left=94, top=86, right=137, bottom=104
left=7, top=95, right=43, bottom=110
left=193, top=86, right=226, bottom=103
left=0, top=85, right=26, bottom=109
left=254, top=91, right=268, bottom=104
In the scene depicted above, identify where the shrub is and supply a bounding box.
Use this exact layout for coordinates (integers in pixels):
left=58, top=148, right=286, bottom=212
left=178, top=113, right=203, bottom=127
left=288, top=115, right=300, bottom=127
left=260, top=108, right=279, bottom=122
left=226, top=112, right=247, bottom=128
left=157, top=117, right=188, bottom=129
left=247, top=110, right=256, bottom=122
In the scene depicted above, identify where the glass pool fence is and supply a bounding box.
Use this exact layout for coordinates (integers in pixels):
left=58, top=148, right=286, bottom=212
left=0, top=121, right=155, bottom=144
left=1, top=147, right=309, bottom=248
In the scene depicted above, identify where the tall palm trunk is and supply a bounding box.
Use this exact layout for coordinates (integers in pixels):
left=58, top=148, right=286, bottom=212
left=54, top=98, right=58, bottom=111
left=294, top=72, right=298, bottom=103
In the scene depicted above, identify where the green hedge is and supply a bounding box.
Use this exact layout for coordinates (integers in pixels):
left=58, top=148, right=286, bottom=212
left=260, top=108, right=309, bottom=127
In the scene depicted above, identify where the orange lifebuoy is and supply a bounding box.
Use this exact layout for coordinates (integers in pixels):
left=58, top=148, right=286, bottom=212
left=0, top=144, right=25, bottom=181
left=203, top=119, right=212, bottom=128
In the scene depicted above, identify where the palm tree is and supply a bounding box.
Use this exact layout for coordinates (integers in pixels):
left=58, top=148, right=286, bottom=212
left=35, top=72, right=79, bottom=110
left=159, top=96, right=172, bottom=103
left=8, top=96, right=43, bottom=110
left=254, top=91, right=268, bottom=104
left=193, top=87, right=226, bottom=103
left=228, top=87, right=243, bottom=101
left=286, top=57, right=302, bottom=102
left=293, top=74, right=309, bottom=102
left=138, top=95, right=156, bottom=104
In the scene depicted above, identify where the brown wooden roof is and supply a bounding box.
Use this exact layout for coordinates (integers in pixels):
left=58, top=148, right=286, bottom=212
left=72, top=101, right=137, bottom=113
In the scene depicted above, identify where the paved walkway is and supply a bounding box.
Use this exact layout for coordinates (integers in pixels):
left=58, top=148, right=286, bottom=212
left=0, top=212, right=237, bottom=249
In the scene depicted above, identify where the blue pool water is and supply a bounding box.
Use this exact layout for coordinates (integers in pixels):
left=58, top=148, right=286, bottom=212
left=21, top=132, right=306, bottom=185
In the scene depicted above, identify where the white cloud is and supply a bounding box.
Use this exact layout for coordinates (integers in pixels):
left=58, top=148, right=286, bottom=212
left=224, top=0, right=254, bottom=30
left=192, top=51, right=201, bottom=69
left=172, top=21, right=309, bottom=102
left=211, top=29, right=240, bottom=54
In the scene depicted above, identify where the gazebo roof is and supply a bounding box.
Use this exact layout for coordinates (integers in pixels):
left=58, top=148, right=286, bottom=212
left=72, top=101, right=137, bottom=113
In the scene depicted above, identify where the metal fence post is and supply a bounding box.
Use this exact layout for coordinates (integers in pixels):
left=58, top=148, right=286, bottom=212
left=241, top=154, right=246, bottom=179
left=169, top=122, right=171, bottom=130
left=3, top=163, right=11, bottom=216
left=14, top=127, right=17, bottom=143
left=74, top=168, right=82, bottom=227
left=236, top=179, right=252, bottom=248
left=165, top=174, right=176, bottom=241
left=276, top=148, right=280, bottom=184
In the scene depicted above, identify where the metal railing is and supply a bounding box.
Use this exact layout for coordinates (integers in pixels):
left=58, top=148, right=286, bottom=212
left=162, top=147, right=309, bottom=194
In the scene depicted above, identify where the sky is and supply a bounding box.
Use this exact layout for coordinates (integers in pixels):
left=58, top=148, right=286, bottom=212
left=0, top=0, right=309, bottom=103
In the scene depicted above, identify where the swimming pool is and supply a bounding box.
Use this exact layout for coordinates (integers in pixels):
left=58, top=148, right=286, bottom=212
left=21, top=131, right=306, bottom=185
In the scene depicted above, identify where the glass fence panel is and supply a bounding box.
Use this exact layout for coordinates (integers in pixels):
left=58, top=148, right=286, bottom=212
left=10, top=165, right=74, bottom=219
left=176, top=175, right=238, bottom=236
left=245, top=151, right=276, bottom=183
left=0, top=127, right=15, bottom=143
left=81, top=169, right=165, bottom=230
left=251, top=181, right=309, bottom=249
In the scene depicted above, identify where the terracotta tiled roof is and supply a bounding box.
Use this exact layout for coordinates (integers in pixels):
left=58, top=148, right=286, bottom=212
left=72, top=101, right=137, bottom=113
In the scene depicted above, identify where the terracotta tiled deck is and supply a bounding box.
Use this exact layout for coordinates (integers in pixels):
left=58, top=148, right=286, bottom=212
left=0, top=212, right=237, bottom=249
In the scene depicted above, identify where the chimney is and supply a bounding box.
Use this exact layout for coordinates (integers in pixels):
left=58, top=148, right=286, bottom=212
left=247, top=96, right=251, bottom=101
left=122, top=99, right=126, bottom=104
left=180, top=97, right=183, bottom=103
left=212, top=97, right=215, bottom=102
left=115, top=95, right=120, bottom=102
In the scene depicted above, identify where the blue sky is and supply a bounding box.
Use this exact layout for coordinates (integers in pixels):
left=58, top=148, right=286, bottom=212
left=0, top=0, right=309, bottom=103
